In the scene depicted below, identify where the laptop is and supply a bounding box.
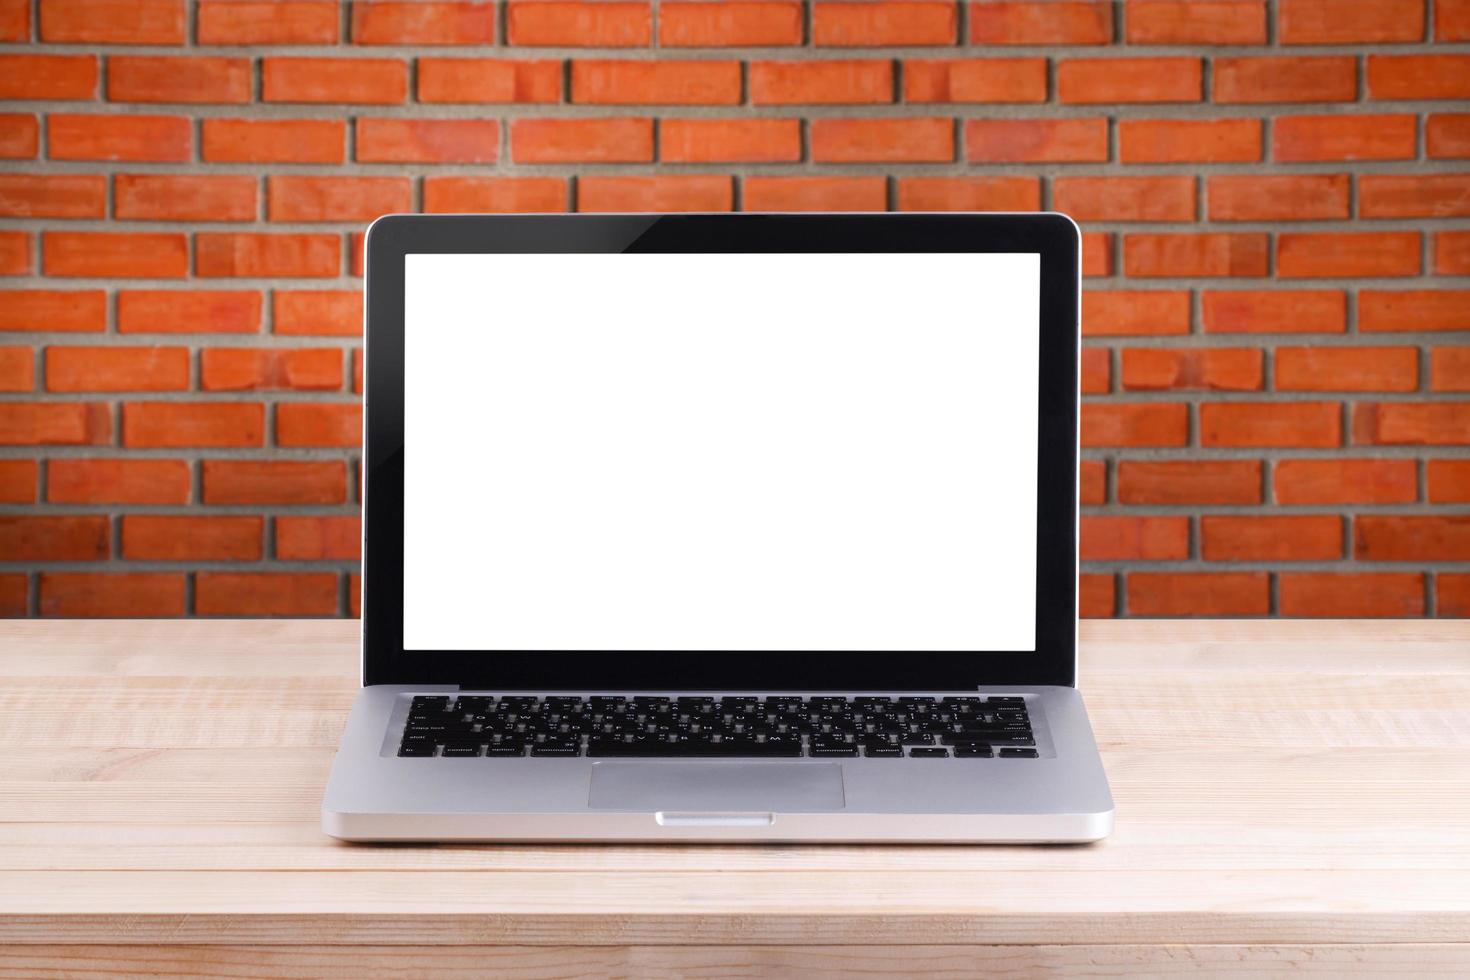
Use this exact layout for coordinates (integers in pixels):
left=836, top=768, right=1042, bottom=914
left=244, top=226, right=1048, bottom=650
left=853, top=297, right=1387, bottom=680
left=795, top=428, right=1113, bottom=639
left=322, top=212, right=1114, bottom=843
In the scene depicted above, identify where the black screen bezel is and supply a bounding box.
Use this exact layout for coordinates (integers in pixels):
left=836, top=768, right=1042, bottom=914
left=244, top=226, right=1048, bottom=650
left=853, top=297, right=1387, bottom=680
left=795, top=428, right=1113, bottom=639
left=363, top=213, right=1079, bottom=689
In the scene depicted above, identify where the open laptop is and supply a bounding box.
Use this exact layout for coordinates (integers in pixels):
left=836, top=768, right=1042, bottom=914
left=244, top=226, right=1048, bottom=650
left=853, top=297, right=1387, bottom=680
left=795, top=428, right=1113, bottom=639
left=322, top=212, right=1114, bottom=843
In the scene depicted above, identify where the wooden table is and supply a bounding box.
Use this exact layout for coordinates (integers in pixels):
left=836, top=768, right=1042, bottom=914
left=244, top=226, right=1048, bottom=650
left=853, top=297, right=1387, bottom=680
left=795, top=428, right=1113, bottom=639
left=1, top=620, right=1467, bottom=977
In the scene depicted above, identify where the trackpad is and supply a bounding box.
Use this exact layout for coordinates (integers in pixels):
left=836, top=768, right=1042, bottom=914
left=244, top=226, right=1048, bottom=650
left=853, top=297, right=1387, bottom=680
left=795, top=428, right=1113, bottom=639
left=588, top=762, right=846, bottom=811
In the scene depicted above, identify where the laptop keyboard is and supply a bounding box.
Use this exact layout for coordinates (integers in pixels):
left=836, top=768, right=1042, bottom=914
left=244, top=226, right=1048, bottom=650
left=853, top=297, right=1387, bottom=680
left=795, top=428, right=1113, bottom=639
left=398, top=695, right=1037, bottom=759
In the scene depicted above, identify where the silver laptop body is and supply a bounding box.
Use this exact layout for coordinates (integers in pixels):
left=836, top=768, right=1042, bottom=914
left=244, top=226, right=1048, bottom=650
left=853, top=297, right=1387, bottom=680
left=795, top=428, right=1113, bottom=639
left=323, top=212, right=1115, bottom=843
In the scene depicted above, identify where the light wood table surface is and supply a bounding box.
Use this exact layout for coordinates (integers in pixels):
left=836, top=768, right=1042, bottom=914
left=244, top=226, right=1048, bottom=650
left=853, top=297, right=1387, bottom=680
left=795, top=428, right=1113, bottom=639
left=1, top=620, right=1467, bottom=978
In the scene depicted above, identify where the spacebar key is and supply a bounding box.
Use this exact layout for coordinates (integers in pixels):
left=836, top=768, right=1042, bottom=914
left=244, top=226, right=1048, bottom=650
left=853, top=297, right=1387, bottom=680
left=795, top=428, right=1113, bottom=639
left=586, top=739, right=801, bottom=757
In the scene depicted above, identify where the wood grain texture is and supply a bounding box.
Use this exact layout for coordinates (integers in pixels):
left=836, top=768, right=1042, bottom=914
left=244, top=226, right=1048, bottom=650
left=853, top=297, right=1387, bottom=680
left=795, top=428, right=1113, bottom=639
left=0, top=619, right=1467, bottom=967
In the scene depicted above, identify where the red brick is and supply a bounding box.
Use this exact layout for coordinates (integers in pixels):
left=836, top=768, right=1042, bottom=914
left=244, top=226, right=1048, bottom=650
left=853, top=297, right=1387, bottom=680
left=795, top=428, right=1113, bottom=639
left=0, top=574, right=25, bottom=616
left=1082, top=233, right=1111, bottom=275
left=43, top=232, right=187, bottom=278
left=0, top=0, right=26, bottom=40
left=0, top=231, right=27, bottom=276
left=202, top=119, right=346, bottom=164
left=1118, top=460, right=1262, bottom=505
left=118, top=290, right=261, bottom=335
left=1353, top=403, right=1470, bottom=446
left=1082, top=290, right=1190, bottom=337
left=273, top=290, right=363, bottom=336
left=0, top=290, right=105, bottom=333
left=572, top=60, right=740, bottom=105
left=1203, top=290, right=1346, bottom=334
left=1202, top=515, right=1341, bottom=561
left=357, top=119, right=498, bottom=164
left=1436, top=233, right=1470, bottom=275
left=114, top=175, right=258, bottom=223
left=507, top=1, right=650, bottom=45
left=201, top=348, right=343, bottom=392
left=965, top=118, right=1106, bottom=163
left=107, top=56, right=250, bottom=104
left=40, top=0, right=184, bottom=43
left=1119, top=119, right=1260, bottom=164
left=742, top=176, right=886, bottom=212
left=425, top=176, right=567, bottom=213
left=812, top=118, right=952, bottom=163
left=578, top=175, right=733, bottom=213
left=1208, top=174, right=1349, bottom=222
left=267, top=177, right=409, bottom=223
left=1128, top=572, right=1269, bottom=617
left=123, top=401, right=264, bottom=448
left=1080, top=516, right=1189, bottom=561
left=1274, top=114, right=1416, bottom=162
left=262, top=58, right=407, bottom=104
left=969, top=1, right=1111, bottom=44
left=1441, top=0, right=1470, bottom=39
left=122, top=515, right=262, bottom=561
left=1078, top=573, right=1115, bottom=618
left=1360, top=175, right=1470, bottom=219
left=896, top=177, right=1040, bottom=212
left=202, top=460, right=347, bottom=505
left=1279, top=573, right=1425, bottom=617
left=1279, top=0, right=1424, bottom=43
left=196, top=572, right=340, bottom=616
left=1275, top=459, right=1417, bottom=505
left=198, top=0, right=339, bottom=43
left=418, top=59, right=561, bottom=103
left=276, top=516, right=362, bottom=560
left=1053, top=176, right=1195, bottom=222
left=904, top=59, right=1043, bottom=104
left=353, top=348, right=363, bottom=394
left=1442, top=575, right=1470, bottom=617
left=813, top=1, right=956, bottom=45
left=1368, top=55, right=1470, bottom=101
left=48, top=114, right=190, bottom=162
left=1358, top=290, right=1464, bottom=333
left=1200, top=402, right=1341, bottom=447
left=1277, top=232, right=1420, bottom=279
left=1428, top=460, right=1470, bottom=503
left=1124, top=233, right=1267, bottom=278
left=39, top=573, right=186, bottom=617
left=48, top=458, right=189, bottom=504
left=46, top=346, right=188, bottom=392
left=0, top=55, right=96, bottom=99
left=1212, top=55, right=1356, bottom=103
left=0, top=402, right=109, bottom=445
left=277, top=403, right=363, bottom=447
left=0, top=346, right=32, bottom=391
left=1081, top=402, right=1188, bottom=447
left=1276, top=346, right=1418, bottom=393
left=661, top=119, right=800, bottom=163
left=0, top=515, right=108, bottom=561
left=1431, top=347, right=1470, bottom=392
left=0, top=114, right=38, bottom=158
left=750, top=60, right=893, bottom=105
left=1121, top=347, right=1263, bottom=391
left=1356, top=517, right=1470, bottom=562
left=351, top=1, right=494, bottom=43
left=1058, top=58, right=1201, bottom=104
left=350, top=231, right=367, bottom=277
left=1428, top=115, right=1470, bottom=159
left=660, top=1, right=801, bottom=45
left=1079, top=458, right=1106, bottom=501
left=0, top=175, right=106, bottom=219
left=1125, top=0, right=1265, bottom=43
left=511, top=118, right=653, bottom=163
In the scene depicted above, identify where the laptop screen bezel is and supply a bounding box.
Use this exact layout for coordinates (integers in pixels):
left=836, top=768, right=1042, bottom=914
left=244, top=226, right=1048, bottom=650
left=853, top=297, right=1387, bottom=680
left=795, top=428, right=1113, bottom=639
left=362, top=213, right=1080, bottom=690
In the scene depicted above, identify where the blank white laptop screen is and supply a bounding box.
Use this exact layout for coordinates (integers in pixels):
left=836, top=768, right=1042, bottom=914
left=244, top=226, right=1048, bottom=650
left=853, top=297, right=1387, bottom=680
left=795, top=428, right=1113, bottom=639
left=402, top=252, right=1041, bottom=652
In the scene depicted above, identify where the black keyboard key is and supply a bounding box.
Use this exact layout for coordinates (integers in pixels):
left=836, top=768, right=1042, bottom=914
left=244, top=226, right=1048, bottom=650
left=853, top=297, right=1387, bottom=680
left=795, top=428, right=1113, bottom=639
left=531, top=744, right=581, bottom=757
left=909, top=747, right=950, bottom=758
left=586, top=737, right=800, bottom=758
left=441, top=744, right=482, bottom=757
left=954, top=746, right=993, bottom=758
left=485, top=744, right=525, bottom=757
left=999, top=747, right=1039, bottom=758
left=808, top=745, right=858, bottom=757
left=397, top=741, right=436, bottom=757
left=864, top=745, right=903, bottom=757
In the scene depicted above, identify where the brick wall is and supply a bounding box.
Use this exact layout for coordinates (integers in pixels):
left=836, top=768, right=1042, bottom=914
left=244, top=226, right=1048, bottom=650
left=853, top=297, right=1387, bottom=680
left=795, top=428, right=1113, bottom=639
left=0, top=0, right=1466, bottom=618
